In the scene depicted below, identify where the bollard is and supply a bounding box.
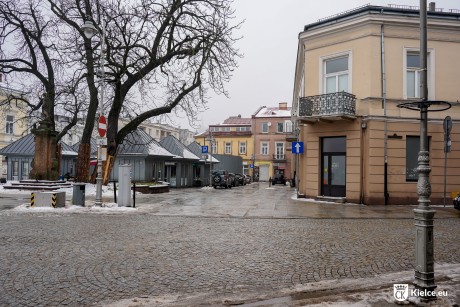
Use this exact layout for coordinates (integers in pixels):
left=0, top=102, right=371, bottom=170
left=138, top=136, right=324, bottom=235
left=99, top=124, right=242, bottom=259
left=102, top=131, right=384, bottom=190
left=269, top=177, right=272, bottom=187
left=113, top=180, right=117, bottom=203
left=30, top=192, right=35, bottom=207
left=51, top=193, right=57, bottom=208
left=132, top=182, right=136, bottom=208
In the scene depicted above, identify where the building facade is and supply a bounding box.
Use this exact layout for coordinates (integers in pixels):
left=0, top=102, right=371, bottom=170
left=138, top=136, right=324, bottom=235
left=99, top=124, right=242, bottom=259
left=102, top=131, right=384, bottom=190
left=196, top=115, right=253, bottom=176
left=292, top=4, right=460, bottom=205
left=0, top=82, right=29, bottom=178
left=252, top=102, right=294, bottom=181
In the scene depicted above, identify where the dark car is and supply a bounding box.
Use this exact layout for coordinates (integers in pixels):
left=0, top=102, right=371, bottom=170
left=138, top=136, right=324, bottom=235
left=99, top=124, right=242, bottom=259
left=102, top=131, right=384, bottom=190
left=212, top=170, right=231, bottom=189
left=228, top=173, right=239, bottom=187
left=454, top=193, right=460, bottom=211
left=235, top=173, right=246, bottom=186
left=271, top=174, right=287, bottom=185
left=244, top=175, right=252, bottom=184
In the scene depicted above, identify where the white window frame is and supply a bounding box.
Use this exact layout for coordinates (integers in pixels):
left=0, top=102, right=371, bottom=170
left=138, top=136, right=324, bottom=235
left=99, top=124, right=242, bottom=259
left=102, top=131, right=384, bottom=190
left=275, top=142, right=285, bottom=160
left=260, top=142, right=269, bottom=155
left=225, top=142, right=232, bottom=154
left=261, top=122, right=269, bottom=133
left=319, top=51, right=352, bottom=94
left=284, top=120, right=293, bottom=133
left=403, top=47, right=435, bottom=100
left=211, top=142, right=217, bottom=154
left=6, top=114, right=14, bottom=135
left=239, top=141, right=246, bottom=155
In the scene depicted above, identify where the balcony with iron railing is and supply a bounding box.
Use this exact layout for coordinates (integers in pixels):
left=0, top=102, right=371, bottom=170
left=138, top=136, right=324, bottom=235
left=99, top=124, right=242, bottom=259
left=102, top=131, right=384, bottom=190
left=273, top=154, right=286, bottom=161
left=298, top=92, right=357, bottom=121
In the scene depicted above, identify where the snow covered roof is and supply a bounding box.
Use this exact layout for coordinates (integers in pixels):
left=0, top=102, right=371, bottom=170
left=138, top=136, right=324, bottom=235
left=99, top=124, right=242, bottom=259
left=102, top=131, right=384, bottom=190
left=118, top=129, right=174, bottom=158
left=220, top=116, right=251, bottom=125
left=253, top=106, right=292, bottom=118
left=187, top=142, right=220, bottom=163
left=160, top=135, right=200, bottom=161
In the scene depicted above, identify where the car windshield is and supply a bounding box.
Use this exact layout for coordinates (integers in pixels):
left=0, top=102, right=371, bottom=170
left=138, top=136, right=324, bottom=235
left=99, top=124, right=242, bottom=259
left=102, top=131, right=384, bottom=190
left=212, top=170, right=225, bottom=175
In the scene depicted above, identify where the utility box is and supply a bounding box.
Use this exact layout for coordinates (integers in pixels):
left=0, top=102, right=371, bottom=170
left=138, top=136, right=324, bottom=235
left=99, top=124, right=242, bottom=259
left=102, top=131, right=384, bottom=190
left=118, top=164, right=132, bottom=207
left=34, top=191, right=66, bottom=208
left=72, top=183, right=86, bottom=206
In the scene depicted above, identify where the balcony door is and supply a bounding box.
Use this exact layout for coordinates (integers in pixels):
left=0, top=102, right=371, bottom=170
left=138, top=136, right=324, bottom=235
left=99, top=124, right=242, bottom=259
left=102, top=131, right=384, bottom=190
left=321, top=137, right=346, bottom=197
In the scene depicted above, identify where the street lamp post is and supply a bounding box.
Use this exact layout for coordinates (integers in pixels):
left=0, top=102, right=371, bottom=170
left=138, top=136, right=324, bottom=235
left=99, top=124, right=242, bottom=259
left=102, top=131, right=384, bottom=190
left=81, top=18, right=105, bottom=206
left=397, top=1, right=451, bottom=301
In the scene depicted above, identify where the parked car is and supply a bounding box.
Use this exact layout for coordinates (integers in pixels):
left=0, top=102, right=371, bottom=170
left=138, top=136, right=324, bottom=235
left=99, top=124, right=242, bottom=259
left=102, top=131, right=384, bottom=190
left=228, top=173, right=239, bottom=187
left=235, top=173, right=246, bottom=186
left=245, top=175, right=252, bottom=184
left=212, top=170, right=231, bottom=189
left=454, top=193, right=460, bottom=211
left=271, top=174, right=287, bottom=185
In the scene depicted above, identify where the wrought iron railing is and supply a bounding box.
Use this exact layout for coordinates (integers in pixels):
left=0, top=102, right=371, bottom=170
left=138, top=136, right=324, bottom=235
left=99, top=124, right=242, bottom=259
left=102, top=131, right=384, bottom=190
left=298, top=92, right=356, bottom=117
left=273, top=154, right=285, bottom=161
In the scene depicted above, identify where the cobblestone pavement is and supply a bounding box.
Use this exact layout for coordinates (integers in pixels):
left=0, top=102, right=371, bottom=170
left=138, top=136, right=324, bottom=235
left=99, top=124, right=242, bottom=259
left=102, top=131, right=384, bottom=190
left=0, top=185, right=459, bottom=306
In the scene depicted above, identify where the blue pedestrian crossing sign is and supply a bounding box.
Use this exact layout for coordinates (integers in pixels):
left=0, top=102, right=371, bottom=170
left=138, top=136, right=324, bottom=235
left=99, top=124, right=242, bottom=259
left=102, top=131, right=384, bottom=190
left=201, top=146, right=209, bottom=154
left=292, top=141, right=304, bottom=154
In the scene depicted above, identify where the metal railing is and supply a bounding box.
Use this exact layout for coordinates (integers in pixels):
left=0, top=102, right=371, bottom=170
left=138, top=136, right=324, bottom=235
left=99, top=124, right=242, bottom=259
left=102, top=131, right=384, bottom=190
left=298, top=92, right=356, bottom=117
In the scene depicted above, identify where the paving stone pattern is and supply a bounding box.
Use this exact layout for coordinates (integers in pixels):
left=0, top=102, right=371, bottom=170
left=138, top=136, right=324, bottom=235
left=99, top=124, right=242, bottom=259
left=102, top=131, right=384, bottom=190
left=0, top=211, right=459, bottom=306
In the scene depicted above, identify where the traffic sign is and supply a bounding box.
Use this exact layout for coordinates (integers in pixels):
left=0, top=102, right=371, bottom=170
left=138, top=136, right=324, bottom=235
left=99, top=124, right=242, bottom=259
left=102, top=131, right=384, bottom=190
left=292, top=141, right=304, bottom=154
left=250, top=164, right=254, bottom=169
left=96, top=137, right=107, bottom=145
left=202, top=145, right=209, bottom=154
left=98, top=115, right=107, bottom=137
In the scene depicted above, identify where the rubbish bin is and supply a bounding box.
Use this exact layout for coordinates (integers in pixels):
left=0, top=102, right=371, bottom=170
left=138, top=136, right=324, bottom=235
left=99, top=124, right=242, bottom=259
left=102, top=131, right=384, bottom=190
left=72, top=183, right=86, bottom=206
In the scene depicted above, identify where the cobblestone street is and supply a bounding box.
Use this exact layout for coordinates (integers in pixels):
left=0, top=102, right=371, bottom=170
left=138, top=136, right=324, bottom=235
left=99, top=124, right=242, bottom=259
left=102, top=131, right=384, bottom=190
left=0, top=184, right=459, bottom=306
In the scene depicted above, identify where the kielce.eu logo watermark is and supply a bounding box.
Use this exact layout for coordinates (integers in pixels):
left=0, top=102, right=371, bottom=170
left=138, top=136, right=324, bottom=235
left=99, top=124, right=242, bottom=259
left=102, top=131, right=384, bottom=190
left=393, top=284, right=448, bottom=301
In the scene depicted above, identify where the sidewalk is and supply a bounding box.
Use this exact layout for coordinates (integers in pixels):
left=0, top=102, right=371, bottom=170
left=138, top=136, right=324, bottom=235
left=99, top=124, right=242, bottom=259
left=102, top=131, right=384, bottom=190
left=101, top=264, right=460, bottom=306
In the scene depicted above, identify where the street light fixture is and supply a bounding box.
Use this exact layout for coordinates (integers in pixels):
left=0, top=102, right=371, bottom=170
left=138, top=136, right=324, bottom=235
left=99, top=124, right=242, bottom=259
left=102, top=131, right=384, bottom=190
left=81, top=18, right=106, bottom=207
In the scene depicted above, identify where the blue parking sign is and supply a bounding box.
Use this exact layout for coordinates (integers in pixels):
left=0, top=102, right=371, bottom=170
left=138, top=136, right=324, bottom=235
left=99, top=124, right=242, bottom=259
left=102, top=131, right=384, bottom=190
left=202, top=146, right=209, bottom=154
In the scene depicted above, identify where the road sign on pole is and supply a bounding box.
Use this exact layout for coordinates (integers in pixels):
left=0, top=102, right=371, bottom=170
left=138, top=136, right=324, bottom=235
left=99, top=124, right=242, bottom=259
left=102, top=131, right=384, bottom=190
left=292, top=141, right=304, bottom=154
left=202, top=146, right=209, bottom=154
left=98, top=115, right=107, bottom=137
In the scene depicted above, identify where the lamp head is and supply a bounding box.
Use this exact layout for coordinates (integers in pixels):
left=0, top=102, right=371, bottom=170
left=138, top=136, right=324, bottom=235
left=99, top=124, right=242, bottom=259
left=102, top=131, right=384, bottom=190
left=81, top=20, right=98, bottom=39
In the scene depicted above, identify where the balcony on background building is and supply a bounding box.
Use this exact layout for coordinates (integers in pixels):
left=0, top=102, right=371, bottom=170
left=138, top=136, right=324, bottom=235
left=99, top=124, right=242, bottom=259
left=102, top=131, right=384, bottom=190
left=273, top=154, right=286, bottom=162
left=298, top=92, right=357, bottom=122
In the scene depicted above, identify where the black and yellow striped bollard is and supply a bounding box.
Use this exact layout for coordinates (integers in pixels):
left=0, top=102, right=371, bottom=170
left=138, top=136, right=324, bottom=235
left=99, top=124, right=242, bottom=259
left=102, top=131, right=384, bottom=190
left=51, top=193, right=57, bottom=208
left=30, top=192, right=35, bottom=207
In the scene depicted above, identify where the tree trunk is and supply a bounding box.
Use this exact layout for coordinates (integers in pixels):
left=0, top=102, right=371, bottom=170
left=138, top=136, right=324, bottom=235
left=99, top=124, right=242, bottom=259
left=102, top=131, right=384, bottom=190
left=29, top=120, right=59, bottom=181
left=75, top=143, right=91, bottom=182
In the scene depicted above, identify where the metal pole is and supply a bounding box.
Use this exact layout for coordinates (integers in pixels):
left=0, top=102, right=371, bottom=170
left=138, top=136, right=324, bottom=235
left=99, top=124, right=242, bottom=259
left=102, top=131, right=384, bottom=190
left=209, top=129, right=213, bottom=187
left=414, top=0, right=436, bottom=300
left=444, top=148, right=447, bottom=207
left=95, top=19, right=105, bottom=207
left=381, top=24, right=389, bottom=206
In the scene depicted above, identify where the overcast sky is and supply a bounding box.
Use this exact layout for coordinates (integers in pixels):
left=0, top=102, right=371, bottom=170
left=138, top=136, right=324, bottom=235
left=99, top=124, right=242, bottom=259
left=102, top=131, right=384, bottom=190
left=174, top=0, right=460, bottom=132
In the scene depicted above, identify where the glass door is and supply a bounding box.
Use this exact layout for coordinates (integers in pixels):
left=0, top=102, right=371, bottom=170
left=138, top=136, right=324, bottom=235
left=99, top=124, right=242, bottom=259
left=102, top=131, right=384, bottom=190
left=321, top=137, right=346, bottom=197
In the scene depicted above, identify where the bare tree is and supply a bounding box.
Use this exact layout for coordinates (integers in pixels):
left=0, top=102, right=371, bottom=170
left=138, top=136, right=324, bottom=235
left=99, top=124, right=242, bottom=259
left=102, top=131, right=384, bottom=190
left=51, top=0, right=241, bottom=182
left=0, top=0, right=82, bottom=179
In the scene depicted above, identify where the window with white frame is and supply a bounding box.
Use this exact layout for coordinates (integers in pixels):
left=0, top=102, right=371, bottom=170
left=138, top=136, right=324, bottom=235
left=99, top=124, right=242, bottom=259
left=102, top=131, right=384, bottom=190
left=277, top=122, right=284, bottom=133
left=225, top=142, right=232, bottom=154
left=285, top=120, right=293, bottom=133
left=239, top=141, right=246, bottom=155
left=6, top=115, right=14, bottom=134
left=275, top=142, right=285, bottom=160
left=261, top=142, right=269, bottom=155
left=262, top=122, right=269, bottom=133
left=211, top=142, right=217, bottom=154
left=323, top=55, right=349, bottom=94
left=404, top=49, right=434, bottom=100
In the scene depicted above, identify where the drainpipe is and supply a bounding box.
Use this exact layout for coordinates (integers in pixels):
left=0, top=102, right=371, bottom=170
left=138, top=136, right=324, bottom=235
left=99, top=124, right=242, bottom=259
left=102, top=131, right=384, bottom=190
left=381, top=24, right=389, bottom=206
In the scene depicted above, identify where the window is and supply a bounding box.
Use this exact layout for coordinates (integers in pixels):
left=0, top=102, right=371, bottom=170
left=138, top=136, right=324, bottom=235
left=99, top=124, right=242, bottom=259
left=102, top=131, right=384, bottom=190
left=285, top=121, right=293, bottom=133
left=225, top=142, right=232, bottom=154
left=275, top=142, right=285, bottom=160
left=404, top=49, right=434, bottom=99
left=236, top=126, right=250, bottom=132
left=324, top=55, right=349, bottom=94
left=262, top=122, right=269, bottom=133
left=239, top=141, right=246, bottom=155
left=261, top=142, right=269, bottom=155
left=406, top=52, right=421, bottom=98
left=211, top=142, right=217, bottom=154
left=6, top=115, right=14, bottom=134
left=406, top=136, right=430, bottom=181
left=277, top=122, right=284, bottom=133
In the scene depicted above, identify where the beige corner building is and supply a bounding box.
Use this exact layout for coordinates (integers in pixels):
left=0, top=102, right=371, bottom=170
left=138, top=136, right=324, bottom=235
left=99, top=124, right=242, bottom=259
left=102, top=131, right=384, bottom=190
left=292, top=4, right=460, bottom=205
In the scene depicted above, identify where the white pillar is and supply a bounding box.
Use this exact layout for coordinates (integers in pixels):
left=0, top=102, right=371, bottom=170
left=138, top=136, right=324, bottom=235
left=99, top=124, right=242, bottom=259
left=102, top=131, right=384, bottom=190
left=118, top=164, right=131, bottom=207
